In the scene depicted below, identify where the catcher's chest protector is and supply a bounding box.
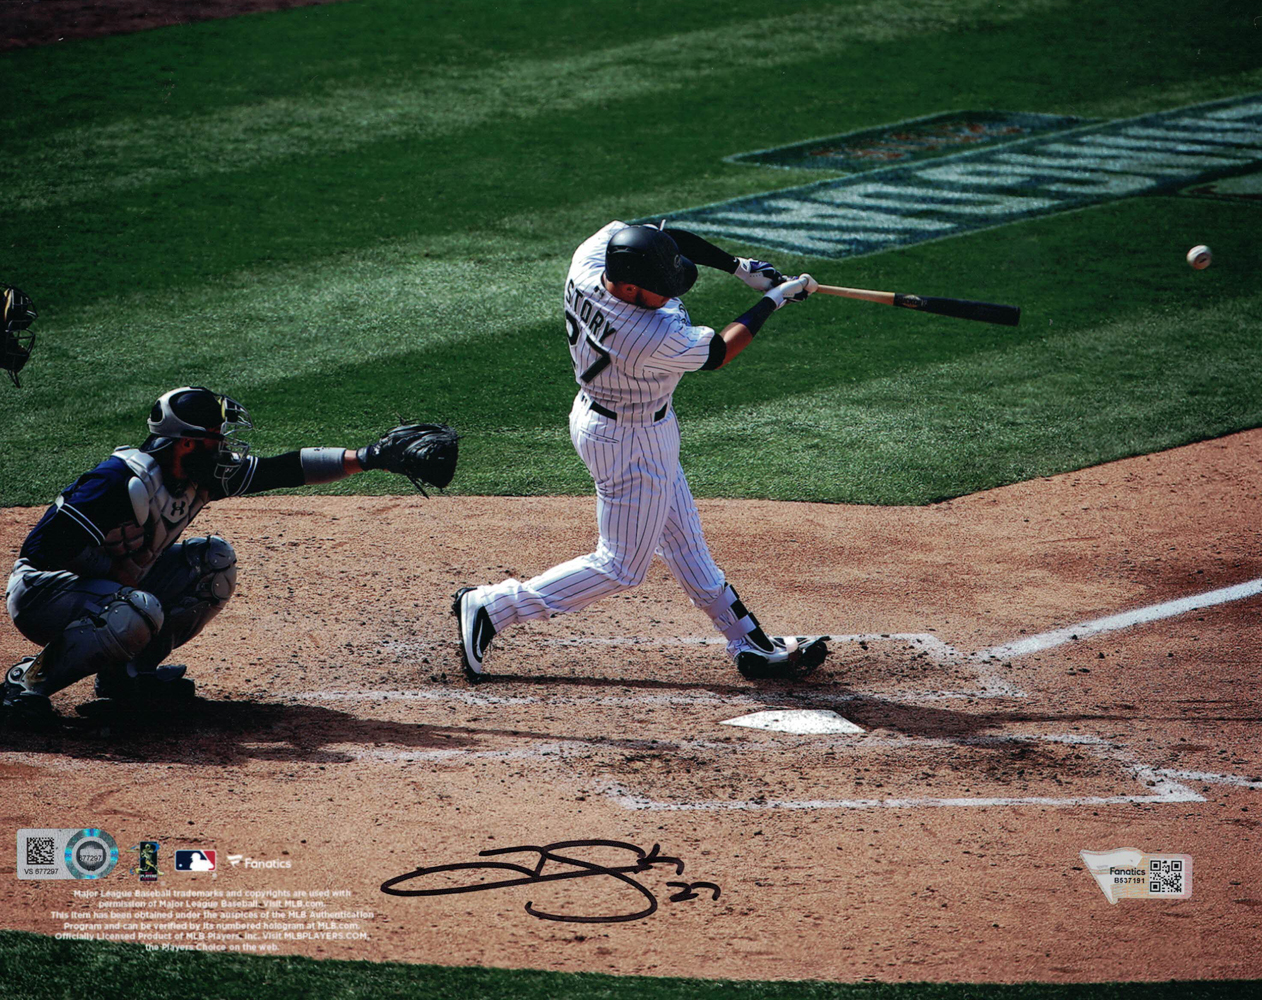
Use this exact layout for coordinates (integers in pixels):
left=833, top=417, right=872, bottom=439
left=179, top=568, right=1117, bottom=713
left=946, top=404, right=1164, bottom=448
left=64, top=449, right=208, bottom=580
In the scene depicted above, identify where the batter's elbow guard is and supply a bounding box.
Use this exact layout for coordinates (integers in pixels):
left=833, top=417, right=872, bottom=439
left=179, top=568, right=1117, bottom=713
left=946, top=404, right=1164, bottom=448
left=700, top=336, right=728, bottom=371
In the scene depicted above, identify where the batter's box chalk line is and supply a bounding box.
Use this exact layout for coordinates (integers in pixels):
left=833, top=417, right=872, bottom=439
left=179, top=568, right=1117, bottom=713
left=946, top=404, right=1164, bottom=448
left=595, top=734, right=1210, bottom=812
left=354, top=576, right=1262, bottom=709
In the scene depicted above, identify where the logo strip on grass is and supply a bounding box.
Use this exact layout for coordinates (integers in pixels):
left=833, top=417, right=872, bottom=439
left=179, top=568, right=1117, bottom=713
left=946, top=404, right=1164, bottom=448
left=667, top=93, right=1262, bottom=258
left=726, top=110, right=1091, bottom=172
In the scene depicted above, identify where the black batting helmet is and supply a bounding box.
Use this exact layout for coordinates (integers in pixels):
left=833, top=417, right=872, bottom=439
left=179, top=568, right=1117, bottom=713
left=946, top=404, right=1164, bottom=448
left=604, top=225, right=697, bottom=299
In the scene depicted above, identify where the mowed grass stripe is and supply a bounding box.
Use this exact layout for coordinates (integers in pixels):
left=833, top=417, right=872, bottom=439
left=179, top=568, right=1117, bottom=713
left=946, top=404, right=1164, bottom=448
left=3, top=2, right=1256, bottom=319
left=3, top=0, right=1074, bottom=211
left=15, top=279, right=1256, bottom=506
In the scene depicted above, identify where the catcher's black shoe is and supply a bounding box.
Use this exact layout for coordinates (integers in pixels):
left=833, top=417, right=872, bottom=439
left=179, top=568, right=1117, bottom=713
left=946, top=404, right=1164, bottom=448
left=2, top=659, right=60, bottom=732
left=735, top=636, right=829, bottom=681
left=93, top=663, right=196, bottom=702
left=452, top=587, right=495, bottom=683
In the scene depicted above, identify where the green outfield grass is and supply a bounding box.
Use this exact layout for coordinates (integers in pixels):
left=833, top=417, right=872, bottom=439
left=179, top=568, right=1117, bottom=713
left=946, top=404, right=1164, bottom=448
left=2, top=0, right=1261, bottom=506
left=0, top=931, right=1257, bottom=1000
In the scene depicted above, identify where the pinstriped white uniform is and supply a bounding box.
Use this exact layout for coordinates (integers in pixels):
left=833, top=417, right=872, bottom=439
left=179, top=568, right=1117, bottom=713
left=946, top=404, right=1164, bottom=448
left=477, top=221, right=732, bottom=631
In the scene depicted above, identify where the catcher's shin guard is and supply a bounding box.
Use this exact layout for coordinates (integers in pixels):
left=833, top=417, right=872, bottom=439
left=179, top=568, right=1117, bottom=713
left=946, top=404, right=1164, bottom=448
left=18, top=589, right=164, bottom=698
left=2, top=657, right=60, bottom=731
left=129, top=536, right=236, bottom=673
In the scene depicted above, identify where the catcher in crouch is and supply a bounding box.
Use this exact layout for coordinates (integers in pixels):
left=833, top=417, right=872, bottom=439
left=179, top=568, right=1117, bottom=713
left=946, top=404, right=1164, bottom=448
left=2, top=386, right=457, bottom=728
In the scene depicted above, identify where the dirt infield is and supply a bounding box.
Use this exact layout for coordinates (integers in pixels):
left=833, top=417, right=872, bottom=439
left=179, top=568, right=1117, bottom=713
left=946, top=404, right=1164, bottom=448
left=2, top=431, right=1261, bottom=982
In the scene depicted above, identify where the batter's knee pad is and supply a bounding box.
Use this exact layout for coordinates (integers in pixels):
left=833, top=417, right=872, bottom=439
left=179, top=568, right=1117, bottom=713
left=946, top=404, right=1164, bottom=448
left=20, top=589, right=164, bottom=696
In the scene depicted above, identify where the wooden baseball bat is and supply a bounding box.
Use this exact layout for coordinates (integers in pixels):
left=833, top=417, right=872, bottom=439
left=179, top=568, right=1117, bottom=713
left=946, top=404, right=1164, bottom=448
left=814, top=284, right=1021, bottom=327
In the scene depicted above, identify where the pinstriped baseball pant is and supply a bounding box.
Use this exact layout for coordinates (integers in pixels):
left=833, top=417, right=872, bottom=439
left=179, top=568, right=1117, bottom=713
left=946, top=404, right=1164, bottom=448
left=480, top=394, right=728, bottom=632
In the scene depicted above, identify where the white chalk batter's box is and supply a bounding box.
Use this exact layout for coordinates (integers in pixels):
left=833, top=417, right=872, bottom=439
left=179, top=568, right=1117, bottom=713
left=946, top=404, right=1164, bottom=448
left=662, top=91, right=1262, bottom=258
left=17, top=828, right=120, bottom=880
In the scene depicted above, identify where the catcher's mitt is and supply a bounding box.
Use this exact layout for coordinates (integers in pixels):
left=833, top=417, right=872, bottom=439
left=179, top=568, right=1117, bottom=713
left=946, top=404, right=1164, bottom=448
left=358, top=423, right=458, bottom=496
left=2, top=286, right=37, bottom=388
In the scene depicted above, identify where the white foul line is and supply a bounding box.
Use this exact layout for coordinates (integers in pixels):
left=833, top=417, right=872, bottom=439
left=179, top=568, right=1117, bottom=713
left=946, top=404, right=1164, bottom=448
left=1156, top=769, right=1262, bottom=790
left=977, top=577, right=1262, bottom=660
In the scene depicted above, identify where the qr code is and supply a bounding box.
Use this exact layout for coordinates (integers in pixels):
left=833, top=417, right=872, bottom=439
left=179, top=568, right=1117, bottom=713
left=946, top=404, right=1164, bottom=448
left=25, top=836, right=55, bottom=866
left=1148, top=857, right=1184, bottom=894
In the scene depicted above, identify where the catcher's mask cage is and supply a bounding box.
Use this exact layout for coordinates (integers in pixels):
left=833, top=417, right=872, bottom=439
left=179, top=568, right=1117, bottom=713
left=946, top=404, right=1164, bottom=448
left=604, top=224, right=697, bottom=299
left=3, top=287, right=37, bottom=388
left=141, top=386, right=253, bottom=487
left=1, top=328, right=34, bottom=387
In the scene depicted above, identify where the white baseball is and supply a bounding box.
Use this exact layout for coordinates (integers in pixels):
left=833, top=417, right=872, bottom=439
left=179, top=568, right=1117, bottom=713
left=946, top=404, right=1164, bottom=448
left=1186, top=244, right=1212, bottom=270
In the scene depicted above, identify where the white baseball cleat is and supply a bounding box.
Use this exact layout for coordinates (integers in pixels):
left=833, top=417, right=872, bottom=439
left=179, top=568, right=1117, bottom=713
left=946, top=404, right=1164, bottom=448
left=452, top=587, right=496, bottom=683
left=730, top=635, right=829, bottom=681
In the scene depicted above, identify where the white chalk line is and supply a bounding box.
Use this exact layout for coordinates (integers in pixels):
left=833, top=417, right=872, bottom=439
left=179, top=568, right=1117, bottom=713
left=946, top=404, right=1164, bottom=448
left=232, top=580, right=1262, bottom=810
left=382, top=576, right=1262, bottom=701
left=9, top=732, right=1259, bottom=803
left=1156, top=769, right=1262, bottom=789
left=292, top=682, right=1010, bottom=710
left=369, top=630, right=1022, bottom=703
left=308, top=574, right=1262, bottom=711
left=977, top=577, right=1262, bottom=660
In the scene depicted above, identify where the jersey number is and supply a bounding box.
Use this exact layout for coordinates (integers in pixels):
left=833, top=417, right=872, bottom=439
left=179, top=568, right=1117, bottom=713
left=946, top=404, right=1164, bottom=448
left=566, top=309, right=614, bottom=383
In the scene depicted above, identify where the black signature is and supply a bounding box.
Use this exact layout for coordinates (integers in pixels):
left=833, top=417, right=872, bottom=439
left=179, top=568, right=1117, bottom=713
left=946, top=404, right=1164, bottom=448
left=380, top=839, right=721, bottom=923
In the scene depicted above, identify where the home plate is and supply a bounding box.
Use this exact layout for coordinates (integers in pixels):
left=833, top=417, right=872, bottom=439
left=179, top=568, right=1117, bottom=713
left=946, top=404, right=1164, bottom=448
left=721, top=710, right=865, bottom=735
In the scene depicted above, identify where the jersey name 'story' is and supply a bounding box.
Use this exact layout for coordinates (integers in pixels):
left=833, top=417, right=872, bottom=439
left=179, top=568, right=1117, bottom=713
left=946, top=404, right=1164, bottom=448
left=563, top=221, right=715, bottom=415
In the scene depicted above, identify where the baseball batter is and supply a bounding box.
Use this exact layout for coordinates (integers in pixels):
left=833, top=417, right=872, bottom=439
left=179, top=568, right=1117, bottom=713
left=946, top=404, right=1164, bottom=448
left=2, top=386, right=457, bottom=729
left=455, top=221, right=828, bottom=682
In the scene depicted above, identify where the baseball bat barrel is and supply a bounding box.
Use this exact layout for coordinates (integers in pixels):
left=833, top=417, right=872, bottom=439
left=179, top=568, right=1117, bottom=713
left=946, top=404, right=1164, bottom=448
left=814, top=284, right=1021, bottom=327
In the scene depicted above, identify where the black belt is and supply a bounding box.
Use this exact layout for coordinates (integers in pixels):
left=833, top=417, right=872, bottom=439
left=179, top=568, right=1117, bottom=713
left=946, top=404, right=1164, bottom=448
left=587, top=397, right=668, bottom=422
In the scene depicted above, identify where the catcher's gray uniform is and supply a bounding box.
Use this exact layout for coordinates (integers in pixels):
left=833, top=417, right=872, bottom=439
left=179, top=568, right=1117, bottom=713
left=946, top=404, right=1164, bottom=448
left=4, top=386, right=457, bottom=723
left=6, top=447, right=240, bottom=698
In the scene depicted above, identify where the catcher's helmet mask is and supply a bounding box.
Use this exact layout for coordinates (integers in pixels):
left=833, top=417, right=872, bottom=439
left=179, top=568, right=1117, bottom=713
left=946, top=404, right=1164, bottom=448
left=2, top=286, right=38, bottom=388
left=604, top=225, right=697, bottom=299
left=141, top=386, right=252, bottom=486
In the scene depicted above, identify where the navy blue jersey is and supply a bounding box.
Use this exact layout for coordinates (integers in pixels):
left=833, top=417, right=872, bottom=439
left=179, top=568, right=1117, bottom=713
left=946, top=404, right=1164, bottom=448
left=18, top=448, right=306, bottom=576
left=20, top=456, right=139, bottom=569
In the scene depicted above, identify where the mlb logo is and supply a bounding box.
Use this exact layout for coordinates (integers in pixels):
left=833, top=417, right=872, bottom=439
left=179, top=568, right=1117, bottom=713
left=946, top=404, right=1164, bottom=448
left=174, top=849, right=216, bottom=872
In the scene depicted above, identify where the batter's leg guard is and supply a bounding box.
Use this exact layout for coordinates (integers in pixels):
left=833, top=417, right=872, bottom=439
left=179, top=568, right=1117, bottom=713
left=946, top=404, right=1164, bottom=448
left=10, top=588, right=165, bottom=700
left=703, top=584, right=776, bottom=652
left=703, top=583, right=828, bottom=680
